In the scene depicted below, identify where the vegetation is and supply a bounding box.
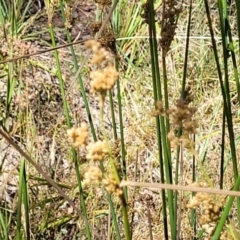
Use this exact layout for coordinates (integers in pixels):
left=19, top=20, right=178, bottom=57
left=0, top=0, right=240, bottom=239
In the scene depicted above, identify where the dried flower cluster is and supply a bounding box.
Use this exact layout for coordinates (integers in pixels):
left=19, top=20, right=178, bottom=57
left=167, top=99, right=198, bottom=149
left=103, top=174, right=123, bottom=196
left=86, top=141, right=108, bottom=161
left=64, top=4, right=72, bottom=29
left=187, top=192, right=223, bottom=224
left=89, top=21, right=116, bottom=52
left=67, top=123, right=88, bottom=148
left=98, top=30, right=116, bottom=53
left=111, top=139, right=121, bottom=159
left=67, top=124, right=108, bottom=161
left=46, top=0, right=59, bottom=24
left=166, top=99, right=198, bottom=149
left=89, top=21, right=102, bottom=35
left=187, top=188, right=227, bottom=239
left=159, top=0, right=182, bottom=55
left=167, top=100, right=197, bottom=128
left=89, top=66, right=119, bottom=93
left=152, top=99, right=198, bottom=149
left=187, top=189, right=225, bottom=237
left=83, top=166, right=102, bottom=184
left=151, top=100, right=164, bottom=116
left=67, top=123, right=122, bottom=197
left=83, top=167, right=123, bottom=197
left=141, top=0, right=182, bottom=54
left=67, top=40, right=121, bottom=201
left=141, top=0, right=150, bottom=24
left=85, top=40, right=119, bottom=108
left=85, top=40, right=110, bottom=65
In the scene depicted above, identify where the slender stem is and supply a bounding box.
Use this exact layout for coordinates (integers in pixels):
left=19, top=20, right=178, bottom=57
left=48, top=23, right=91, bottom=239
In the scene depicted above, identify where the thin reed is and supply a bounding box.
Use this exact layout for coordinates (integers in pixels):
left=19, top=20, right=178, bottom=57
left=0, top=0, right=239, bottom=239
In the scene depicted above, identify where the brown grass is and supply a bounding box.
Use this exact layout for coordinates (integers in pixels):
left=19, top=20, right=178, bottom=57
left=0, top=0, right=239, bottom=239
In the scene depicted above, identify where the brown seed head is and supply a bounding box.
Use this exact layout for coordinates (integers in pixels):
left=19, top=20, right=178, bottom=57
left=83, top=166, right=102, bottom=184
left=86, top=141, right=108, bottom=161
left=67, top=123, right=88, bottom=148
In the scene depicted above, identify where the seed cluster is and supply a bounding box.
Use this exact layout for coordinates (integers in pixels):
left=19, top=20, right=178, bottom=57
left=186, top=183, right=227, bottom=238
left=85, top=40, right=119, bottom=108
left=167, top=99, right=198, bottom=149
left=64, top=4, right=72, bottom=29
left=89, top=66, right=119, bottom=93
left=67, top=123, right=88, bottom=148
left=187, top=192, right=224, bottom=225
left=98, top=30, right=116, bottom=54
left=67, top=39, right=122, bottom=198
left=151, top=100, right=164, bottom=116
left=167, top=99, right=197, bottom=130
left=89, top=21, right=116, bottom=53
left=141, top=0, right=150, bottom=24
left=159, top=0, right=182, bottom=55
left=152, top=99, right=198, bottom=150
left=103, top=174, right=123, bottom=196
left=83, top=166, right=102, bottom=185
left=67, top=123, right=122, bottom=196
left=46, top=0, right=59, bottom=24
left=89, top=21, right=102, bottom=35
left=86, top=141, right=108, bottom=162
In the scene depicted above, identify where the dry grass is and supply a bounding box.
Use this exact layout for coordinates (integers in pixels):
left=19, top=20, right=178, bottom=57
left=0, top=0, right=239, bottom=239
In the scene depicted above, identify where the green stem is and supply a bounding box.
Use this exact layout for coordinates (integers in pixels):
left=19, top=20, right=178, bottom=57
left=48, top=23, right=91, bottom=240
left=100, top=102, right=130, bottom=240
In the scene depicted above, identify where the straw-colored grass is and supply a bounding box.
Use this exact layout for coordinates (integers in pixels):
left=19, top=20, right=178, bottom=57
left=0, top=0, right=240, bottom=239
